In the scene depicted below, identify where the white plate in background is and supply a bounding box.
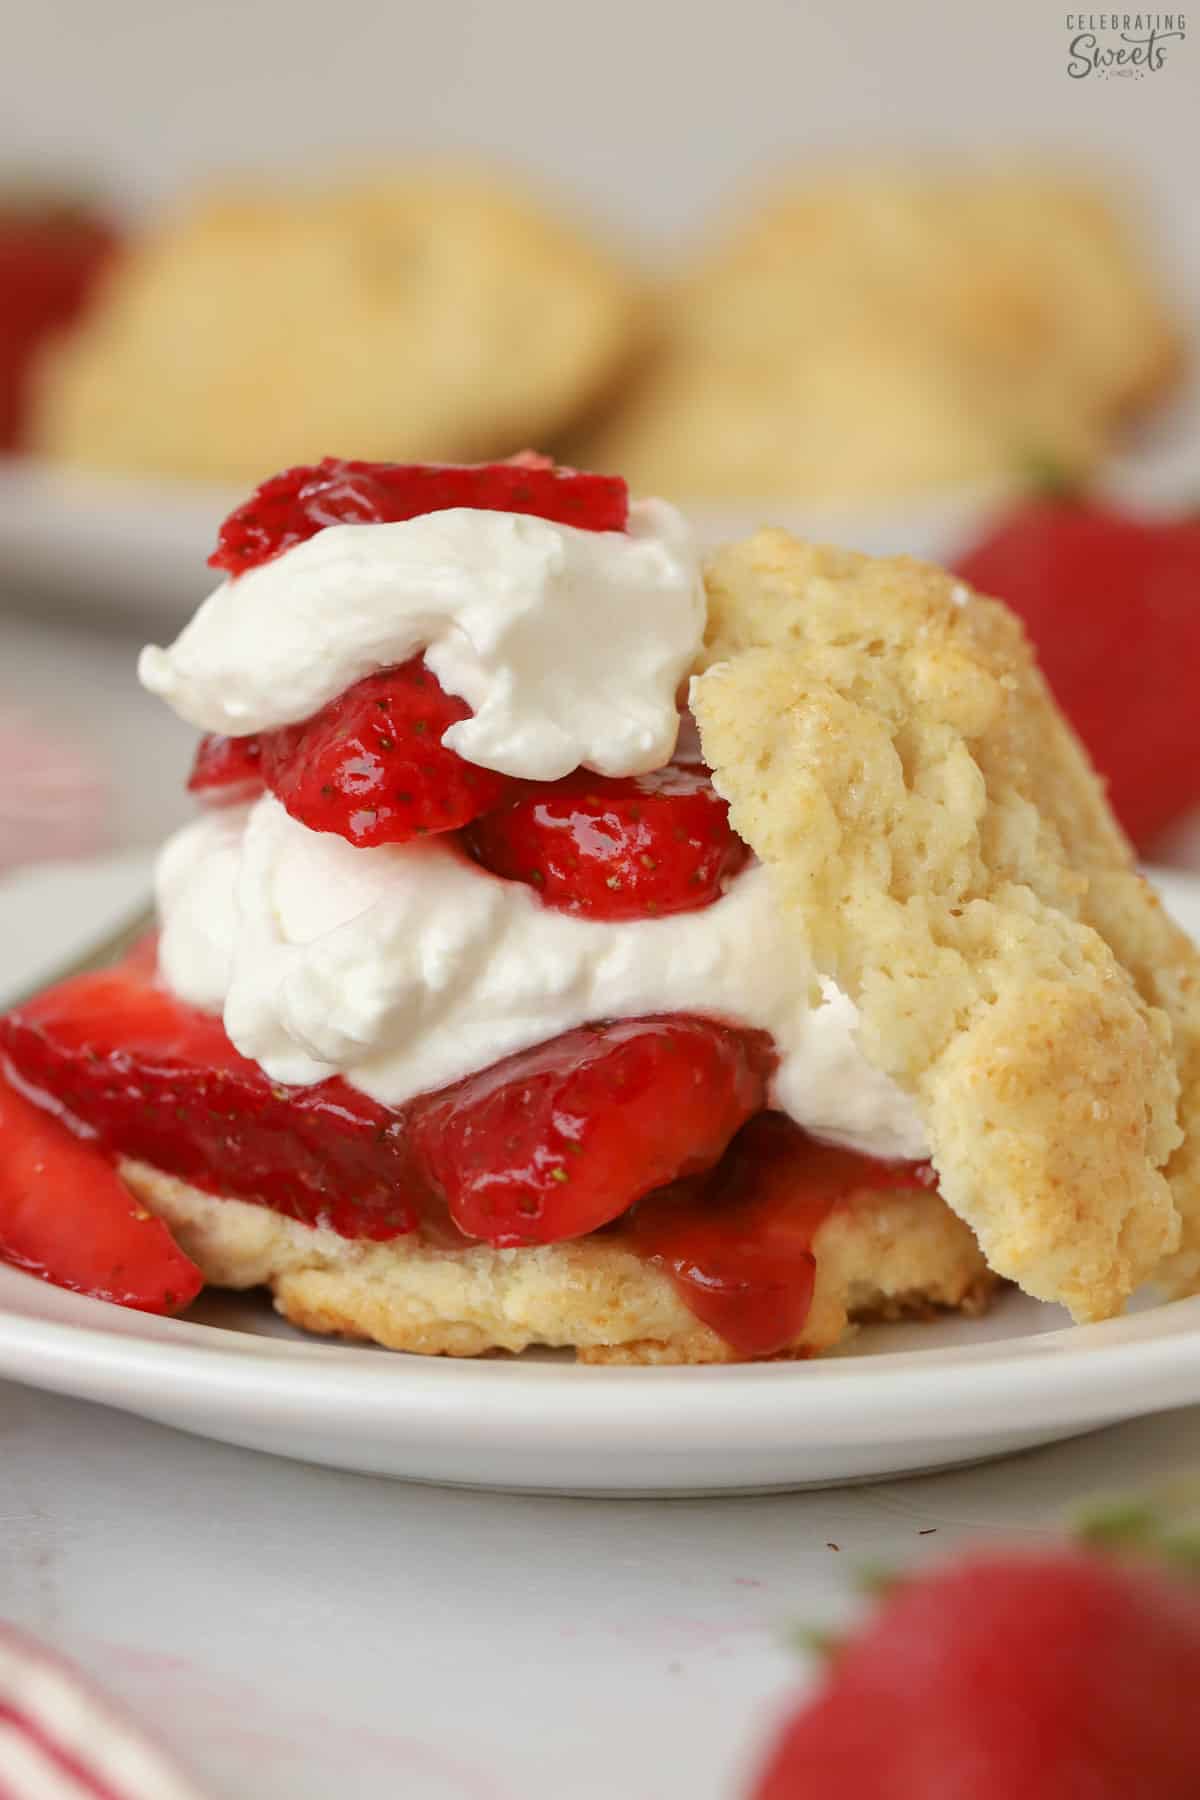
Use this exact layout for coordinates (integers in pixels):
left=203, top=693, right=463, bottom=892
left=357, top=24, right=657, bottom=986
left=2, top=423, right=1195, bottom=624
left=1, top=854, right=1199, bottom=1494
left=0, top=460, right=237, bottom=620
left=0, top=456, right=997, bottom=622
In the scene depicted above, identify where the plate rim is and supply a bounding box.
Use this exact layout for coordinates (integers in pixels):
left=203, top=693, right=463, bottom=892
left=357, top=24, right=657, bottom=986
left=3, top=1272, right=1200, bottom=1451
left=2, top=863, right=1200, bottom=1462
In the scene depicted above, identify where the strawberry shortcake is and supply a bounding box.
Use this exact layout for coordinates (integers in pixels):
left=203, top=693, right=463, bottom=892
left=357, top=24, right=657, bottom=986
left=1, top=456, right=1196, bottom=1362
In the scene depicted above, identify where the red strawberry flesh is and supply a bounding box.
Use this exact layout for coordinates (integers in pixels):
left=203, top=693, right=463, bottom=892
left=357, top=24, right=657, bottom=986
left=261, top=657, right=515, bottom=847
left=187, top=731, right=267, bottom=807
left=0, top=962, right=771, bottom=1256
left=955, top=499, right=1200, bottom=848
left=0, top=1065, right=203, bottom=1313
left=0, top=965, right=424, bottom=1239
left=0, top=961, right=943, bottom=1345
left=411, top=1016, right=773, bottom=1246
left=465, top=761, right=750, bottom=920
left=209, top=454, right=629, bottom=576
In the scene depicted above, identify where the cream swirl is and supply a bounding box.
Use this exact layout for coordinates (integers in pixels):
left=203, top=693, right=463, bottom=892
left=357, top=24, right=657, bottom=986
left=156, top=795, right=929, bottom=1162
left=139, top=500, right=703, bottom=781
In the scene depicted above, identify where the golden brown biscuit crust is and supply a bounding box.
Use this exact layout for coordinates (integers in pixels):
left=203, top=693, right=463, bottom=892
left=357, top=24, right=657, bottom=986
left=691, top=533, right=1196, bottom=1320
left=121, top=1161, right=992, bottom=1365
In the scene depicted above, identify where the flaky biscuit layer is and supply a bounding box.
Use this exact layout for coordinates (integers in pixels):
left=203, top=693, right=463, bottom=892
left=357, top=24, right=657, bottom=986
left=122, top=1162, right=992, bottom=1366
left=692, top=533, right=1200, bottom=1320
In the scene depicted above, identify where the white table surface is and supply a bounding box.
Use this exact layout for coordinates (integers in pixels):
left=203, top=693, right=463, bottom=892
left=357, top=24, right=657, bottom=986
left=1, top=1381, right=1198, bottom=1800
left=5, top=586, right=1200, bottom=1800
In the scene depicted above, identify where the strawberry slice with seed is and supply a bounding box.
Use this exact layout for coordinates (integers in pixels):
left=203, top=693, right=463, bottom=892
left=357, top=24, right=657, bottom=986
left=210, top=453, right=629, bottom=576
left=0, top=1065, right=203, bottom=1312
left=0, top=962, right=424, bottom=1239
left=186, top=658, right=515, bottom=845
left=262, top=658, right=515, bottom=846
left=464, top=762, right=750, bottom=919
left=411, top=1016, right=772, bottom=1246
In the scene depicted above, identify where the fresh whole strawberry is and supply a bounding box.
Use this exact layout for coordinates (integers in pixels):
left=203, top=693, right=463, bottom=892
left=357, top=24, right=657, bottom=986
left=0, top=1066, right=203, bottom=1313
left=0, top=196, right=119, bottom=448
left=955, top=498, right=1200, bottom=848
left=412, top=1017, right=773, bottom=1246
left=0, top=960, right=425, bottom=1239
left=752, top=1545, right=1200, bottom=1799
left=464, top=762, right=751, bottom=920
left=209, top=452, right=629, bottom=576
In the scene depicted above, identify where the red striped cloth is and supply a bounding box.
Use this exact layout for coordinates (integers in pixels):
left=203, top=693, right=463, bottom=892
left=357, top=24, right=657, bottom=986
left=0, top=716, right=109, bottom=877
left=0, top=1627, right=206, bottom=1800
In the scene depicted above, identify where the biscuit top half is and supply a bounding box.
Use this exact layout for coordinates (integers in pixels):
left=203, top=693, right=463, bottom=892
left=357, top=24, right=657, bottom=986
left=691, top=531, right=1200, bottom=1321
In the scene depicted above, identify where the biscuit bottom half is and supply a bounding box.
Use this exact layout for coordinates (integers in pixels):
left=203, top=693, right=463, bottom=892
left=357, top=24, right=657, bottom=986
left=120, top=1160, right=994, bottom=1365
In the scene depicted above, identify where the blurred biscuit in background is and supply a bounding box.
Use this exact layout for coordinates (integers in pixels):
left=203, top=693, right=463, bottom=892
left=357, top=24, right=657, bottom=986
left=576, top=161, right=1184, bottom=500
left=31, top=166, right=643, bottom=484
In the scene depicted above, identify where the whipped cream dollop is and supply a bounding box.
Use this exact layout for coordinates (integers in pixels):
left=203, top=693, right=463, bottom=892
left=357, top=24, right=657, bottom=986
left=157, top=796, right=929, bottom=1162
left=139, top=501, right=703, bottom=780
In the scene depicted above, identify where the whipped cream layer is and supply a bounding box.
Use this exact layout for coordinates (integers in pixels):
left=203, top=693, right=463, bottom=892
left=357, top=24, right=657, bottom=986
left=157, top=795, right=929, bottom=1162
left=139, top=501, right=703, bottom=781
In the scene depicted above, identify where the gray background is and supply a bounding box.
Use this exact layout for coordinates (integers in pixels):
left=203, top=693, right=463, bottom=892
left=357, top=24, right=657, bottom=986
left=2, top=0, right=1197, bottom=853
left=7, top=0, right=1197, bottom=285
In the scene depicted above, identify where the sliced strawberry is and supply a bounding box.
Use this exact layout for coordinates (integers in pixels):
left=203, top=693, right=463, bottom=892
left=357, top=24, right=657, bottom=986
left=2, top=963, right=771, bottom=1255
left=0, top=1067, right=203, bottom=1312
left=464, top=761, right=750, bottom=920
left=209, top=453, right=630, bottom=576
left=411, top=1016, right=772, bottom=1247
left=187, top=731, right=267, bottom=807
left=262, top=658, right=515, bottom=846
left=955, top=500, right=1200, bottom=848
left=0, top=964, right=423, bottom=1239
left=185, top=659, right=515, bottom=844
left=624, top=1114, right=933, bottom=1358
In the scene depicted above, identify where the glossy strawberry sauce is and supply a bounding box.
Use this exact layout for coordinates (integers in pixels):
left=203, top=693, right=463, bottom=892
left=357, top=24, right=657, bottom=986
left=0, top=962, right=423, bottom=1241
left=0, top=954, right=932, bottom=1348
left=0, top=958, right=773, bottom=1252
left=622, top=1113, right=934, bottom=1358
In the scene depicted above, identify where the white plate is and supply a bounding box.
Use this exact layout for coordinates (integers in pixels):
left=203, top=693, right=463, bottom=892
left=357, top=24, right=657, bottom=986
left=1, top=857, right=1200, bottom=1495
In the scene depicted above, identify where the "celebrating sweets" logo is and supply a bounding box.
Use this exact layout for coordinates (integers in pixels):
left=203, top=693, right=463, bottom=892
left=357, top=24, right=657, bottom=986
left=1066, top=11, right=1187, bottom=76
